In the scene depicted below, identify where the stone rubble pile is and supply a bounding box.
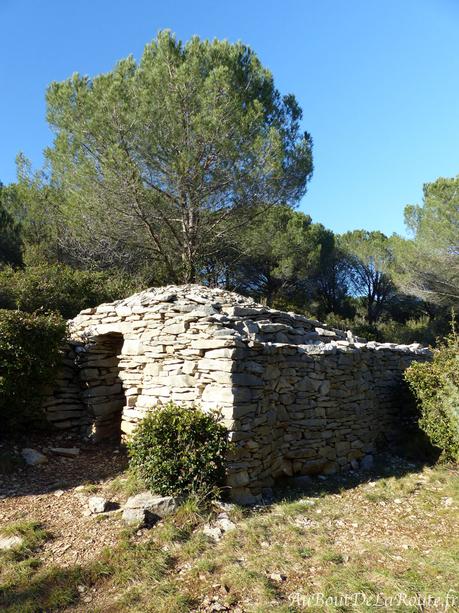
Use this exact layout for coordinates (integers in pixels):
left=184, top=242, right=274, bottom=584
left=43, top=285, right=431, bottom=504
left=121, top=492, right=179, bottom=526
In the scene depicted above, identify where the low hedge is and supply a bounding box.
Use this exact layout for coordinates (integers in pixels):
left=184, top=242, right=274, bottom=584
left=0, top=309, right=67, bottom=433
left=0, top=263, right=140, bottom=319
left=405, top=329, right=459, bottom=463
left=127, top=402, right=228, bottom=496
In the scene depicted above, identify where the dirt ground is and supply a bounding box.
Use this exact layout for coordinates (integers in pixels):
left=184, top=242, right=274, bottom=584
left=0, top=433, right=129, bottom=568
left=1, top=435, right=458, bottom=612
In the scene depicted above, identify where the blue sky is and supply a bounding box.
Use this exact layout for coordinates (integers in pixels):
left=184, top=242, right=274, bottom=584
left=1, top=0, right=459, bottom=235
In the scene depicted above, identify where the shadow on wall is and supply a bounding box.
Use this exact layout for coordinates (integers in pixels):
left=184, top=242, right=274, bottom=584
left=79, top=332, right=125, bottom=443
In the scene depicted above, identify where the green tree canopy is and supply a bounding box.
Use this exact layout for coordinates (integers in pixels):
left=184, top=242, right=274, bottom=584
left=4, top=155, right=64, bottom=265
left=229, top=205, right=332, bottom=307
left=309, top=243, right=352, bottom=319
left=0, top=182, right=22, bottom=267
left=45, top=31, right=313, bottom=282
left=393, top=176, right=459, bottom=309
left=339, top=230, right=395, bottom=324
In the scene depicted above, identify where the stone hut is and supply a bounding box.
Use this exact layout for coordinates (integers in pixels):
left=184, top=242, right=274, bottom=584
left=44, top=285, right=430, bottom=503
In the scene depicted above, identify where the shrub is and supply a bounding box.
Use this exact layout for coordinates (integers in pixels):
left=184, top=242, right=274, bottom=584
left=324, top=313, right=381, bottom=341
left=324, top=312, right=439, bottom=345
left=0, top=263, right=141, bottom=319
left=404, top=329, right=459, bottom=462
left=377, top=316, right=436, bottom=345
left=127, top=402, right=229, bottom=496
left=0, top=309, right=67, bottom=433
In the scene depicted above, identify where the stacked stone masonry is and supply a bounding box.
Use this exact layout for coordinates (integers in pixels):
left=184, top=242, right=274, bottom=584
left=43, top=285, right=431, bottom=504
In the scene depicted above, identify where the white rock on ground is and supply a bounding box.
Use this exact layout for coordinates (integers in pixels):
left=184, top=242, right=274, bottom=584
left=88, top=496, right=109, bottom=514
left=360, top=455, right=374, bottom=471
left=203, top=525, right=223, bottom=541
left=203, top=512, right=236, bottom=541
left=21, top=448, right=48, bottom=466
left=122, top=492, right=179, bottom=526
left=122, top=508, right=148, bottom=527
left=215, top=513, right=236, bottom=532
left=0, top=535, right=24, bottom=551
left=123, top=492, right=178, bottom=517
left=49, top=447, right=80, bottom=458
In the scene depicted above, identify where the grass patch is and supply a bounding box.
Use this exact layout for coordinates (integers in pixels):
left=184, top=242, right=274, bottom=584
left=78, top=482, right=100, bottom=494
left=321, top=550, right=345, bottom=564
left=106, top=468, right=146, bottom=499
left=1, top=521, right=50, bottom=560
left=1, top=461, right=458, bottom=611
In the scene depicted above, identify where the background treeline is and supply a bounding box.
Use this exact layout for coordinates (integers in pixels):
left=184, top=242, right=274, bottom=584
left=1, top=31, right=458, bottom=455
left=0, top=167, right=456, bottom=345
left=0, top=32, right=457, bottom=346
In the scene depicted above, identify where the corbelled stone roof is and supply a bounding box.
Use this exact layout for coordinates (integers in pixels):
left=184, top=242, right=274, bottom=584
left=69, top=284, right=429, bottom=355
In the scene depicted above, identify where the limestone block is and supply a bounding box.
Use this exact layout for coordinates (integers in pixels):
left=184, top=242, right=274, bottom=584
left=323, top=461, right=338, bottom=475
left=21, top=448, right=48, bottom=466
left=163, top=322, right=187, bottom=335
left=198, top=358, right=234, bottom=372
left=122, top=340, right=145, bottom=355
left=226, top=470, right=250, bottom=487
left=202, top=384, right=252, bottom=404
left=121, top=508, right=149, bottom=527
left=191, top=338, right=237, bottom=350
left=124, top=492, right=179, bottom=517
left=243, top=361, right=265, bottom=374
left=47, top=410, right=85, bottom=422
left=276, top=332, right=290, bottom=343
left=243, top=320, right=259, bottom=334
left=171, top=390, right=199, bottom=401
left=0, top=535, right=24, bottom=551
left=121, top=420, right=138, bottom=435
left=137, top=388, right=171, bottom=402
left=95, top=304, right=115, bottom=314
left=115, top=305, right=132, bottom=317
left=258, top=323, right=289, bottom=333
left=232, top=403, right=257, bottom=419
left=232, top=373, right=263, bottom=386
left=82, top=384, right=122, bottom=398
left=205, top=348, right=237, bottom=359
left=182, top=361, right=197, bottom=375
left=264, top=365, right=281, bottom=380
left=166, top=374, right=195, bottom=387
left=224, top=306, right=263, bottom=317
left=88, top=496, right=110, bottom=514
left=212, top=328, right=239, bottom=337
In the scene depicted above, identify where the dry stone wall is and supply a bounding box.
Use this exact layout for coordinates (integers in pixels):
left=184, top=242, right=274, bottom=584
left=43, top=285, right=431, bottom=503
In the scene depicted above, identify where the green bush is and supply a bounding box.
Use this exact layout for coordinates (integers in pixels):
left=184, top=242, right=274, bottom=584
left=324, top=313, right=381, bottom=341
left=0, top=309, right=67, bottom=433
left=377, top=316, right=436, bottom=345
left=0, top=263, right=141, bottom=319
left=404, top=330, right=459, bottom=462
left=324, top=312, right=439, bottom=345
left=127, top=402, right=229, bottom=496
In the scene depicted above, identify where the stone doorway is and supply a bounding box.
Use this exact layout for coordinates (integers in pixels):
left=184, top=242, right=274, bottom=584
left=79, top=332, right=125, bottom=442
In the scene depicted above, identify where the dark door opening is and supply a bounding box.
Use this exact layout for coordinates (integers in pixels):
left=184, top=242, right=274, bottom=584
left=80, top=332, right=125, bottom=443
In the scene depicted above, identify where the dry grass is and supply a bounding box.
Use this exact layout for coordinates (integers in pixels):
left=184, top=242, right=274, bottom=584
left=1, top=458, right=458, bottom=612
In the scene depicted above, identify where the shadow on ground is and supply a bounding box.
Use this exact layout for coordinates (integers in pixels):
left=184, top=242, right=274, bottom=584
left=0, top=432, right=128, bottom=498
left=0, top=427, right=444, bottom=613
left=272, top=432, right=441, bottom=506
left=1, top=425, right=440, bottom=502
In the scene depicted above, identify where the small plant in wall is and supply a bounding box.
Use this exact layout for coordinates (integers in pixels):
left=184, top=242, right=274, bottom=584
left=127, top=402, right=229, bottom=496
